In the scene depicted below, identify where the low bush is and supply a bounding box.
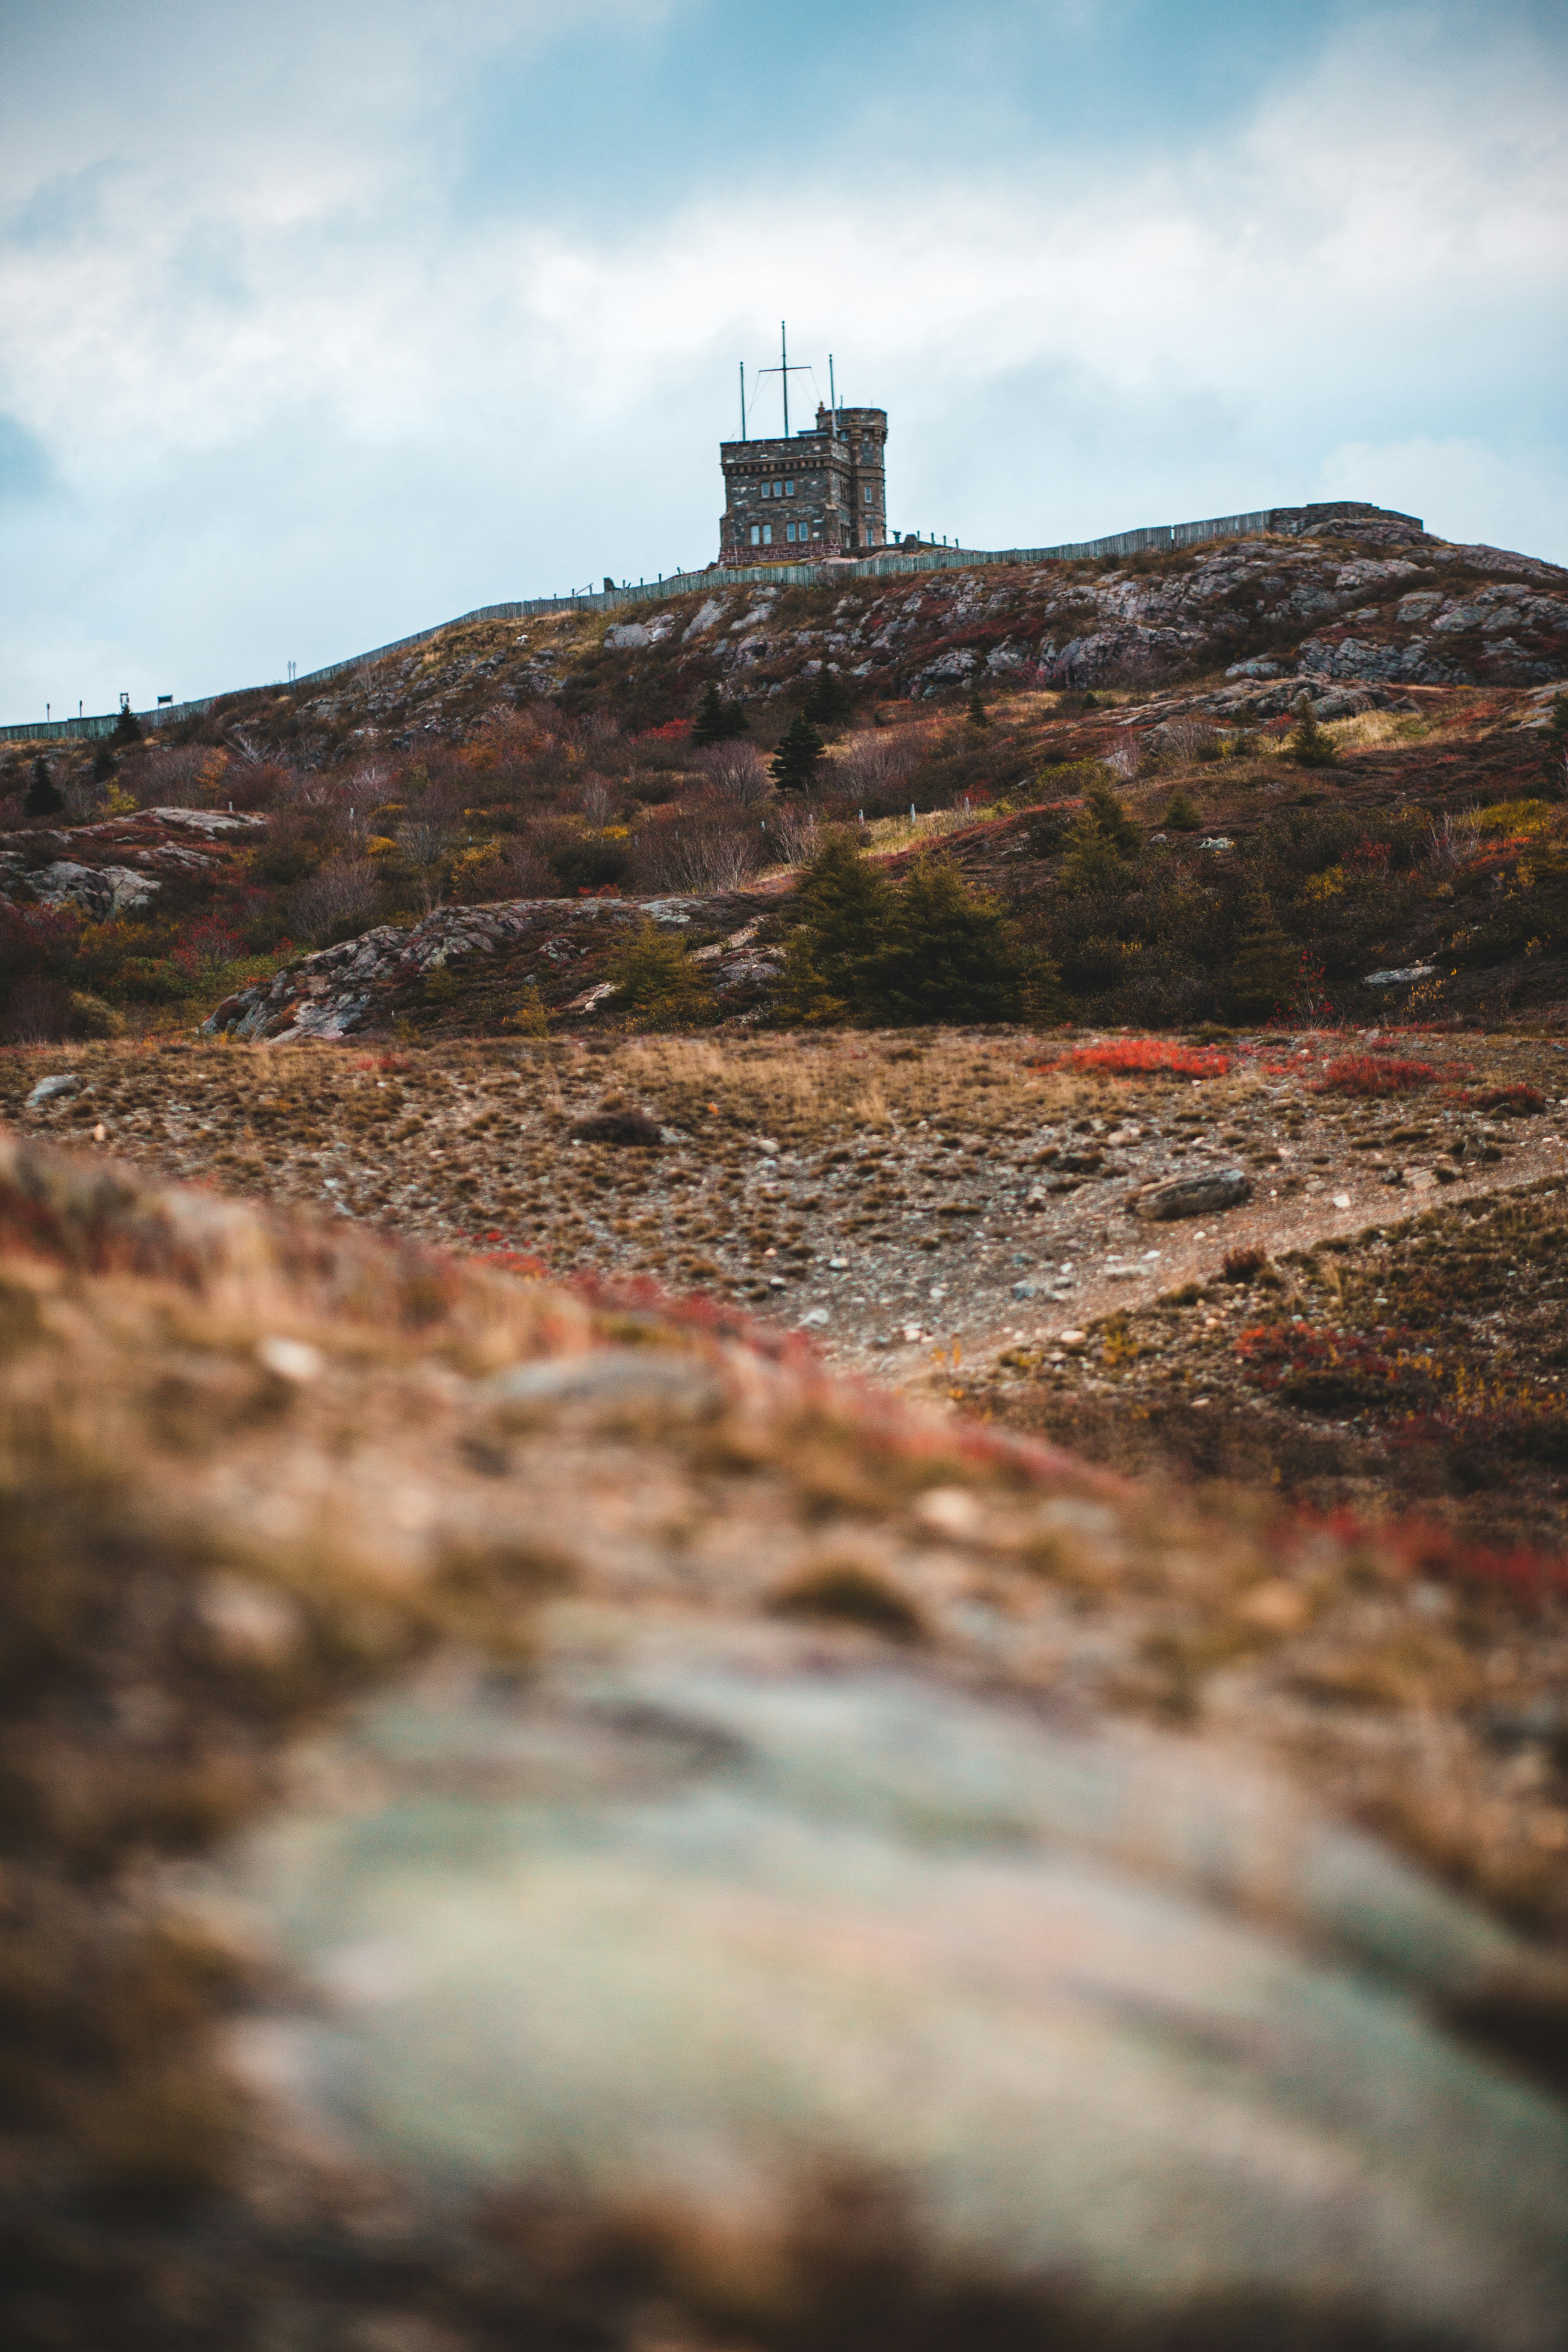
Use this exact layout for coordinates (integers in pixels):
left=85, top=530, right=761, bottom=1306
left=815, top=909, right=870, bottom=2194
left=1464, top=1083, right=1546, bottom=1116
left=1317, top=1054, right=1438, bottom=1097
left=1038, top=1039, right=1231, bottom=1079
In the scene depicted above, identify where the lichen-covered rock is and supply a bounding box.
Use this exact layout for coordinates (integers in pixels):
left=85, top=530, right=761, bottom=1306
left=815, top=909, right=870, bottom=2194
left=1130, top=1167, right=1253, bottom=1220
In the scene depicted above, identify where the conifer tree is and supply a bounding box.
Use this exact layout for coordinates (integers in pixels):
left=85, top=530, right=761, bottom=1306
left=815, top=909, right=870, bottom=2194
left=1163, top=792, right=1202, bottom=832
left=1224, top=894, right=1299, bottom=1021
left=692, top=683, right=728, bottom=747
left=864, top=857, right=1053, bottom=1024
left=110, top=704, right=143, bottom=748
left=775, top=831, right=893, bottom=1023
left=1288, top=692, right=1338, bottom=769
left=770, top=712, right=825, bottom=797
left=778, top=833, right=1055, bottom=1026
left=804, top=670, right=854, bottom=728
left=694, top=682, right=750, bottom=744
left=966, top=676, right=989, bottom=727
left=1060, top=774, right=1142, bottom=890
left=24, top=758, right=63, bottom=818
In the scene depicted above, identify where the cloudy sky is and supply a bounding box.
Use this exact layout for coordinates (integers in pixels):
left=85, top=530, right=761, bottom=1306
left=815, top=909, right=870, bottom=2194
left=2, top=0, right=1564, bottom=722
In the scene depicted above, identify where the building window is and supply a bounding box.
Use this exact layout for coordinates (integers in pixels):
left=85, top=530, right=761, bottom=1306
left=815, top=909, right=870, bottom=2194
left=763, top=523, right=772, bottom=545
left=785, top=522, right=795, bottom=542
left=784, top=479, right=795, bottom=497
left=774, top=480, right=784, bottom=496
left=864, top=485, right=873, bottom=503
left=750, top=525, right=760, bottom=546
left=760, top=482, right=771, bottom=499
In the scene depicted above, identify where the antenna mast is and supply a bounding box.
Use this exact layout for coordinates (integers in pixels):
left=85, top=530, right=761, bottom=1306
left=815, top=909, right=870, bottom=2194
left=739, top=361, right=747, bottom=441
left=829, top=352, right=836, bottom=427
left=756, top=321, right=811, bottom=442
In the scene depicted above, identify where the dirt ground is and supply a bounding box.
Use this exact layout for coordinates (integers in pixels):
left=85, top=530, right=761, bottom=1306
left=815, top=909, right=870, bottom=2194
left=7, top=1021, right=1568, bottom=1539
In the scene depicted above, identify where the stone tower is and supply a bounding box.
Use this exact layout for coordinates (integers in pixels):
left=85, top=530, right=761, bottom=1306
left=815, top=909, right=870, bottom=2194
left=719, top=402, right=887, bottom=564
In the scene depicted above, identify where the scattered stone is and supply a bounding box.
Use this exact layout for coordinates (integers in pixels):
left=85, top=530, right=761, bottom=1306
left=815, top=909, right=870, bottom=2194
left=1130, top=1169, right=1253, bottom=1222
left=489, top=1347, right=720, bottom=1425
left=257, top=1336, right=325, bottom=1383
left=25, top=1073, right=82, bottom=1107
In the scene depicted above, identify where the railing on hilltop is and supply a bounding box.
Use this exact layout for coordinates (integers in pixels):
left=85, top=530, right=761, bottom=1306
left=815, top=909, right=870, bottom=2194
left=0, top=501, right=1420, bottom=744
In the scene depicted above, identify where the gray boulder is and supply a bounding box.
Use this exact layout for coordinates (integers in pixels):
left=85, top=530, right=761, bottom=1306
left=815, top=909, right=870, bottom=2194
left=199, top=1619, right=1568, bottom=2350
left=1130, top=1167, right=1253, bottom=1220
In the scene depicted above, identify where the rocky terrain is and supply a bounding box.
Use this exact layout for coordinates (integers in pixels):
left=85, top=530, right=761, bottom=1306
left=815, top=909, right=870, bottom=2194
left=11, top=1023, right=1568, bottom=1553
left=0, top=805, right=264, bottom=921
left=4, top=508, right=1568, bottom=2347
left=1, top=1128, right=1566, bottom=2349
left=159, top=511, right=1568, bottom=751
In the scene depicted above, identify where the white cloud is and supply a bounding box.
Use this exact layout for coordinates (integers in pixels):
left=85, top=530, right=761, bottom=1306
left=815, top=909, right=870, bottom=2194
left=1, top=4, right=1564, bottom=717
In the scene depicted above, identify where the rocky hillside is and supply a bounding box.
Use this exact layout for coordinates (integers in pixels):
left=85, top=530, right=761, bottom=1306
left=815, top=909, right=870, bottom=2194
left=160, top=510, right=1568, bottom=755
left=2, top=509, right=1564, bottom=1052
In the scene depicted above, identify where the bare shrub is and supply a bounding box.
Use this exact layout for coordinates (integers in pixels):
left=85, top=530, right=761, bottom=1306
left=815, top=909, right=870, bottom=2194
left=1, top=973, right=75, bottom=1043
left=764, top=800, right=821, bottom=868
left=1105, top=731, right=1140, bottom=782
left=347, top=760, right=392, bottom=808
left=836, top=730, right=919, bottom=802
left=287, top=857, right=383, bottom=945
left=577, top=774, right=617, bottom=827
left=137, top=746, right=210, bottom=807
left=1153, top=719, right=1221, bottom=766
left=499, top=832, right=561, bottom=897
left=1426, top=808, right=1482, bottom=870
left=697, top=741, right=772, bottom=808
left=395, top=802, right=463, bottom=914
left=58, top=772, right=105, bottom=821
left=631, top=803, right=760, bottom=894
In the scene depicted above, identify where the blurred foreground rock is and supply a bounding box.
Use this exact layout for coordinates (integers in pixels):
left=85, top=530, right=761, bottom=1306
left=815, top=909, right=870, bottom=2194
left=0, top=1130, right=1565, bottom=2349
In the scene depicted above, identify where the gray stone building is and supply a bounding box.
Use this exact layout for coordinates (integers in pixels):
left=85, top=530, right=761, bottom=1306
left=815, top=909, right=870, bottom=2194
left=718, top=402, right=887, bottom=564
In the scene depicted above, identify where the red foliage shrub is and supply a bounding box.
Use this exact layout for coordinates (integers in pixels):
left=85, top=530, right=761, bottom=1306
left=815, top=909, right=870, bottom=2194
left=1464, top=1083, right=1546, bottom=1116
left=172, top=915, right=244, bottom=978
left=1034, top=1038, right=1231, bottom=1079
left=1317, top=1054, right=1438, bottom=1097
left=640, top=719, right=693, bottom=744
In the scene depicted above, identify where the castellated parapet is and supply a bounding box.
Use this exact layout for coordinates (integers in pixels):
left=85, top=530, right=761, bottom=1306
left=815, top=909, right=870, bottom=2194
left=719, top=402, right=887, bottom=565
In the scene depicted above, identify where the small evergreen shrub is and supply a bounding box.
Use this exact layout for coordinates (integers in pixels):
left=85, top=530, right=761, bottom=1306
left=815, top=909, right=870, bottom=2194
left=1287, top=694, right=1339, bottom=769
left=24, top=759, right=63, bottom=818
left=605, top=920, right=716, bottom=1029
left=692, top=683, right=750, bottom=745
left=1163, top=793, right=1202, bottom=832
